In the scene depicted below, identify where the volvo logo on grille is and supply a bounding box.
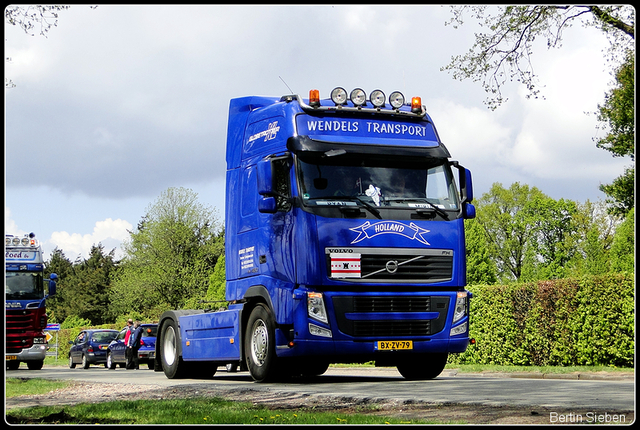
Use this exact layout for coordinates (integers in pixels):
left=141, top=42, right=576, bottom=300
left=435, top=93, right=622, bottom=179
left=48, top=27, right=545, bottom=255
left=385, top=260, right=399, bottom=274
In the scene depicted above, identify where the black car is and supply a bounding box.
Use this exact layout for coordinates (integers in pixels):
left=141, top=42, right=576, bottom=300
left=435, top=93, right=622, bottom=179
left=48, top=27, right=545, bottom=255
left=68, top=329, right=119, bottom=369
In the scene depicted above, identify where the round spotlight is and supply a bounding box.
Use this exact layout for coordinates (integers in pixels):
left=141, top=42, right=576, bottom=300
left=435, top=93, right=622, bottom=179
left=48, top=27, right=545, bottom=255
left=330, top=87, right=348, bottom=106
left=12, top=237, right=20, bottom=246
left=21, top=237, right=30, bottom=245
left=350, top=88, right=367, bottom=106
left=389, top=91, right=405, bottom=109
left=370, top=89, right=386, bottom=108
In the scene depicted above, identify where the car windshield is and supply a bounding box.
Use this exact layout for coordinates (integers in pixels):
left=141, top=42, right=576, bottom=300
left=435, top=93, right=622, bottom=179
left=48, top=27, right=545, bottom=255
left=297, top=155, right=460, bottom=210
left=92, top=332, right=117, bottom=343
left=5, top=272, right=44, bottom=300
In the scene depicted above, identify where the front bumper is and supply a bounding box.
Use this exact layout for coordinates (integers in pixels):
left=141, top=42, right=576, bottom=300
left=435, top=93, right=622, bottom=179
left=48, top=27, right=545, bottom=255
left=6, top=343, right=48, bottom=362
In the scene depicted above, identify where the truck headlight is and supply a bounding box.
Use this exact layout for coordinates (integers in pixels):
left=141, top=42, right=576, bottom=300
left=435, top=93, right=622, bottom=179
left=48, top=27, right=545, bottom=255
left=307, top=292, right=329, bottom=324
left=452, top=291, right=468, bottom=324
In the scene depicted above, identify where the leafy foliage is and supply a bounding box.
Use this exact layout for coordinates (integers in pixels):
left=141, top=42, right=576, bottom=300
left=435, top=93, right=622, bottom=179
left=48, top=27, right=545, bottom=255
left=109, top=187, right=224, bottom=319
left=442, top=5, right=634, bottom=109
left=596, top=52, right=635, bottom=216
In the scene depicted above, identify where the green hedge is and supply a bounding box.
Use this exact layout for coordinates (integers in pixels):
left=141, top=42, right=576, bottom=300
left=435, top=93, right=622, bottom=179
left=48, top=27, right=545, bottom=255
left=450, top=273, right=634, bottom=367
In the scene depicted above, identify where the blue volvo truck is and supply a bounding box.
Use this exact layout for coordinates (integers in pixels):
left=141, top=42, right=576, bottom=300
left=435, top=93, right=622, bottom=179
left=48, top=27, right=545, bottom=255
left=155, top=87, right=475, bottom=382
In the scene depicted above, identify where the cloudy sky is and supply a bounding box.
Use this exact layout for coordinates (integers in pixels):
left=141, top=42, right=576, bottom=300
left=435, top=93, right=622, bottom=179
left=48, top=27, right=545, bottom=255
left=5, top=5, right=628, bottom=261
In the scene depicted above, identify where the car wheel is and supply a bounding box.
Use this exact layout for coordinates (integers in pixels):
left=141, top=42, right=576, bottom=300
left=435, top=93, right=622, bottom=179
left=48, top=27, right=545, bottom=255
left=7, top=361, right=20, bottom=370
left=107, top=352, right=116, bottom=370
left=69, top=355, right=76, bottom=369
left=82, top=354, right=90, bottom=369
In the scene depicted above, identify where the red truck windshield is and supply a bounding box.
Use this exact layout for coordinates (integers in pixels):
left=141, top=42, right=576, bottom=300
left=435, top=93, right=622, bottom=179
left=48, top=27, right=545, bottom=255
left=5, top=272, right=45, bottom=300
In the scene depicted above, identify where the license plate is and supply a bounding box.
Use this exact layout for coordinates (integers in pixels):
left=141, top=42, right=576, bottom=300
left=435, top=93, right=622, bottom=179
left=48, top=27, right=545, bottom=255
left=376, top=340, right=413, bottom=350
left=6, top=356, right=18, bottom=361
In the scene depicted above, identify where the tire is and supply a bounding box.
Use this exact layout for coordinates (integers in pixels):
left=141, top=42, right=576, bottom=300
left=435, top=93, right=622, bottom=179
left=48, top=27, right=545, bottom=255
left=69, top=355, right=76, bottom=369
left=107, top=352, right=116, bottom=370
left=396, top=353, right=448, bottom=380
left=82, top=354, right=90, bottom=369
left=26, top=360, right=44, bottom=370
left=301, top=361, right=330, bottom=377
left=147, top=361, right=154, bottom=370
left=244, top=304, right=279, bottom=382
left=159, top=317, right=187, bottom=379
left=7, top=361, right=20, bottom=370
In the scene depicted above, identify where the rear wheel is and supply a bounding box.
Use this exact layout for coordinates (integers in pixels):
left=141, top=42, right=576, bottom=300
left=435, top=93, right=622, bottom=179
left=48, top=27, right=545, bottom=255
left=159, top=318, right=187, bottom=379
left=396, top=353, right=448, bottom=380
left=69, top=355, right=76, bottom=369
left=107, top=352, right=116, bottom=369
left=82, top=354, right=90, bottom=369
left=7, top=361, right=20, bottom=370
left=245, top=304, right=279, bottom=382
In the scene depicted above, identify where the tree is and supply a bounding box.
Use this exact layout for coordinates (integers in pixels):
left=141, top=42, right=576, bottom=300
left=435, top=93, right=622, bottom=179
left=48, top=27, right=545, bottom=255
left=4, top=5, right=70, bottom=36
left=475, top=182, right=546, bottom=282
left=58, top=245, right=118, bottom=325
left=442, top=5, right=634, bottom=110
left=596, top=52, right=635, bottom=216
left=109, top=187, right=224, bottom=318
left=44, top=248, right=74, bottom=324
left=609, top=208, right=635, bottom=273
left=524, top=195, right=578, bottom=280
left=464, top=218, right=497, bottom=285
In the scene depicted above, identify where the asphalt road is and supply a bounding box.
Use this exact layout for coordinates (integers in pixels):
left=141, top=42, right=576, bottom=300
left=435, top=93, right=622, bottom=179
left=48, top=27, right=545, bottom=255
left=7, top=365, right=635, bottom=413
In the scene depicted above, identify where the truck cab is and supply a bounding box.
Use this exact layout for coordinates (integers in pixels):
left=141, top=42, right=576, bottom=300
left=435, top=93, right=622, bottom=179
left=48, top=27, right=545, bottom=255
left=5, top=233, right=57, bottom=370
left=156, top=87, right=475, bottom=382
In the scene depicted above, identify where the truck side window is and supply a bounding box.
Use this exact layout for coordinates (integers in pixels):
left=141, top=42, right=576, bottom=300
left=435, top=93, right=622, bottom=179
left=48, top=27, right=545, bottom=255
left=272, top=158, right=292, bottom=211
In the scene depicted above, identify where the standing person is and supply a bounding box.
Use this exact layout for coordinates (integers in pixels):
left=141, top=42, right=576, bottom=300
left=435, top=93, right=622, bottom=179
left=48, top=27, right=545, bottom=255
left=130, top=321, right=143, bottom=370
left=124, top=319, right=134, bottom=369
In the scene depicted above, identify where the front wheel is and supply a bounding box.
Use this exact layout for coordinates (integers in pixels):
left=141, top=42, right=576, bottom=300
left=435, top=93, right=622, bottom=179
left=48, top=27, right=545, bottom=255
left=396, top=353, right=448, bottom=380
left=244, top=304, right=279, bottom=382
left=26, top=360, right=44, bottom=370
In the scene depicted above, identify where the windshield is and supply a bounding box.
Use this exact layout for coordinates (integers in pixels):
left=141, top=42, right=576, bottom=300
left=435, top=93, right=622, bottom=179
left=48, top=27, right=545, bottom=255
left=297, top=156, right=460, bottom=212
left=92, top=332, right=118, bottom=343
left=5, top=272, right=45, bottom=300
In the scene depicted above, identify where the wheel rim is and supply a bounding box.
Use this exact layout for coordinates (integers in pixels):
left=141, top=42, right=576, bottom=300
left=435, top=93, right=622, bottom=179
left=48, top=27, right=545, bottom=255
left=250, top=319, right=268, bottom=367
left=163, top=325, right=177, bottom=366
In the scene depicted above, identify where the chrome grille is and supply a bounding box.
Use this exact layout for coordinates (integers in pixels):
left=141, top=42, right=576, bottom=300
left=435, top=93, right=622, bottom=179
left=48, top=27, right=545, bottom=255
left=326, top=247, right=453, bottom=283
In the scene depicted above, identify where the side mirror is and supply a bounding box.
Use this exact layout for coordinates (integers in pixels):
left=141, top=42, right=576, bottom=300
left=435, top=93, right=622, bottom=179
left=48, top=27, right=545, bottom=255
left=258, top=197, right=277, bottom=213
left=47, top=273, right=58, bottom=296
left=463, top=203, right=476, bottom=219
left=460, top=168, right=473, bottom=203
left=257, top=158, right=274, bottom=195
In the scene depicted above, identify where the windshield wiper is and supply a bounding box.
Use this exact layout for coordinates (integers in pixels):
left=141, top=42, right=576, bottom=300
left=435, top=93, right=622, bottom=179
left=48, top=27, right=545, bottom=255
left=307, top=196, right=382, bottom=219
left=385, top=198, right=449, bottom=219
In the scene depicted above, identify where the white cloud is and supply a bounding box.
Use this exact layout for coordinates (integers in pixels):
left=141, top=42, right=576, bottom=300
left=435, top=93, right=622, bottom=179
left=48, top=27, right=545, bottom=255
left=47, top=218, right=133, bottom=261
left=4, top=208, right=26, bottom=237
